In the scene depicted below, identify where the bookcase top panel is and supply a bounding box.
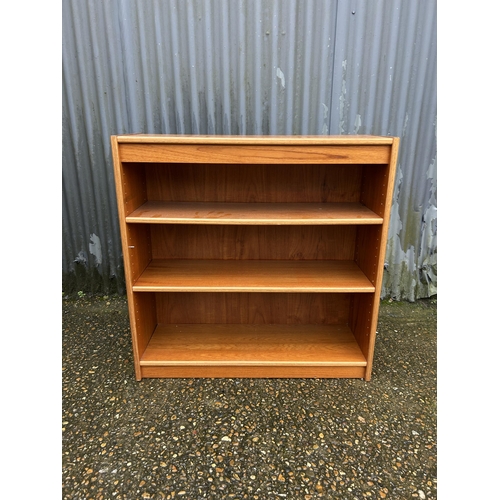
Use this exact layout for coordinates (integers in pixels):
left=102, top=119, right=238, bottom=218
left=114, top=134, right=395, bottom=146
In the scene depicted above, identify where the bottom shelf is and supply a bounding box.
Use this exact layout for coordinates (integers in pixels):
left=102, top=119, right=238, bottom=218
left=139, top=324, right=367, bottom=378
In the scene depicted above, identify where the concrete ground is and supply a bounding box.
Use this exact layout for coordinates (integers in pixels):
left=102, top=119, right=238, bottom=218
left=62, top=295, right=437, bottom=500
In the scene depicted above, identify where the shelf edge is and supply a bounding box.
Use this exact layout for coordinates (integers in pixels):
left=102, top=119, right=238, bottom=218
left=132, top=286, right=376, bottom=293
left=115, top=134, right=395, bottom=145
left=140, top=360, right=367, bottom=367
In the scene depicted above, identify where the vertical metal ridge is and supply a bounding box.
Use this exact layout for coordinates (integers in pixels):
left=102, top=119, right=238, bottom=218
left=62, top=0, right=437, bottom=300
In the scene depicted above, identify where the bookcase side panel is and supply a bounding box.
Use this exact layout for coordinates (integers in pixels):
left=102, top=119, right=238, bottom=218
left=349, top=293, right=376, bottom=379
left=121, top=163, right=147, bottom=215
left=112, top=139, right=155, bottom=380
left=130, top=292, right=157, bottom=380
left=354, top=226, right=382, bottom=287
left=125, top=224, right=152, bottom=283
left=360, top=164, right=390, bottom=218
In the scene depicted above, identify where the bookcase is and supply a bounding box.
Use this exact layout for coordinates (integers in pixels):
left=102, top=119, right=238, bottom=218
left=111, top=135, right=398, bottom=380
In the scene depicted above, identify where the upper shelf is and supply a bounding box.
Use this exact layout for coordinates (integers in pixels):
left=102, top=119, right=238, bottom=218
left=126, top=201, right=383, bottom=225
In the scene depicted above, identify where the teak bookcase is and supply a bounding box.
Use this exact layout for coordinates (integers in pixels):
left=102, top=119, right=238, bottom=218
left=111, top=135, right=398, bottom=381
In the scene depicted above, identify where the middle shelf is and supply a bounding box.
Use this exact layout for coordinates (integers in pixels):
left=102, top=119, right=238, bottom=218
left=132, top=259, right=375, bottom=293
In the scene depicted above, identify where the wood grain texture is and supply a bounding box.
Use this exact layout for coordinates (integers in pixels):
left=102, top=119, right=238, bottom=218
left=140, top=365, right=367, bottom=378
left=130, top=293, right=157, bottom=380
left=354, top=225, right=382, bottom=286
left=121, top=163, right=147, bottom=216
left=150, top=225, right=356, bottom=260
left=363, top=137, right=400, bottom=381
left=112, top=137, right=147, bottom=380
left=145, top=163, right=363, bottom=203
left=119, top=143, right=391, bottom=164
left=126, top=201, right=383, bottom=225
left=111, top=134, right=400, bottom=380
left=360, top=164, right=390, bottom=218
left=140, top=324, right=367, bottom=366
left=116, top=134, right=395, bottom=145
left=133, top=259, right=375, bottom=292
left=349, top=293, right=375, bottom=356
left=155, top=292, right=351, bottom=325
left=126, top=224, right=153, bottom=283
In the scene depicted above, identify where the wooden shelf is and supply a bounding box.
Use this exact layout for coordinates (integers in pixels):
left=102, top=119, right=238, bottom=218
left=133, top=259, right=375, bottom=293
left=126, top=201, right=383, bottom=225
left=141, top=324, right=367, bottom=367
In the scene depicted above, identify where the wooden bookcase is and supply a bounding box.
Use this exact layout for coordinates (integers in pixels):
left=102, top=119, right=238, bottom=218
left=111, top=135, right=399, bottom=380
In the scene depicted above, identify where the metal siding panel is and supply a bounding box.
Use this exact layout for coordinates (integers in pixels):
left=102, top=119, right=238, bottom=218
left=329, top=0, right=437, bottom=300
left=62, top=0, right=436, bottom=300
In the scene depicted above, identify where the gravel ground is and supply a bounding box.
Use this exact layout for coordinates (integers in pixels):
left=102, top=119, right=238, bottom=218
left=62, top=295, right=437, bottom=500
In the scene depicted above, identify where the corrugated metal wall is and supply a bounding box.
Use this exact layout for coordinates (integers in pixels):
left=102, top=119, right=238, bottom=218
left=62, top=0, right=437, bottom=301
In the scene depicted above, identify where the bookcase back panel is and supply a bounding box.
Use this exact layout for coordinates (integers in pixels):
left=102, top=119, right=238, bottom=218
left=150, top=225, right=356, bottom=260
left=144, top=164, right=363, bottom=203
left=155, top=292, right=351, bottom=325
